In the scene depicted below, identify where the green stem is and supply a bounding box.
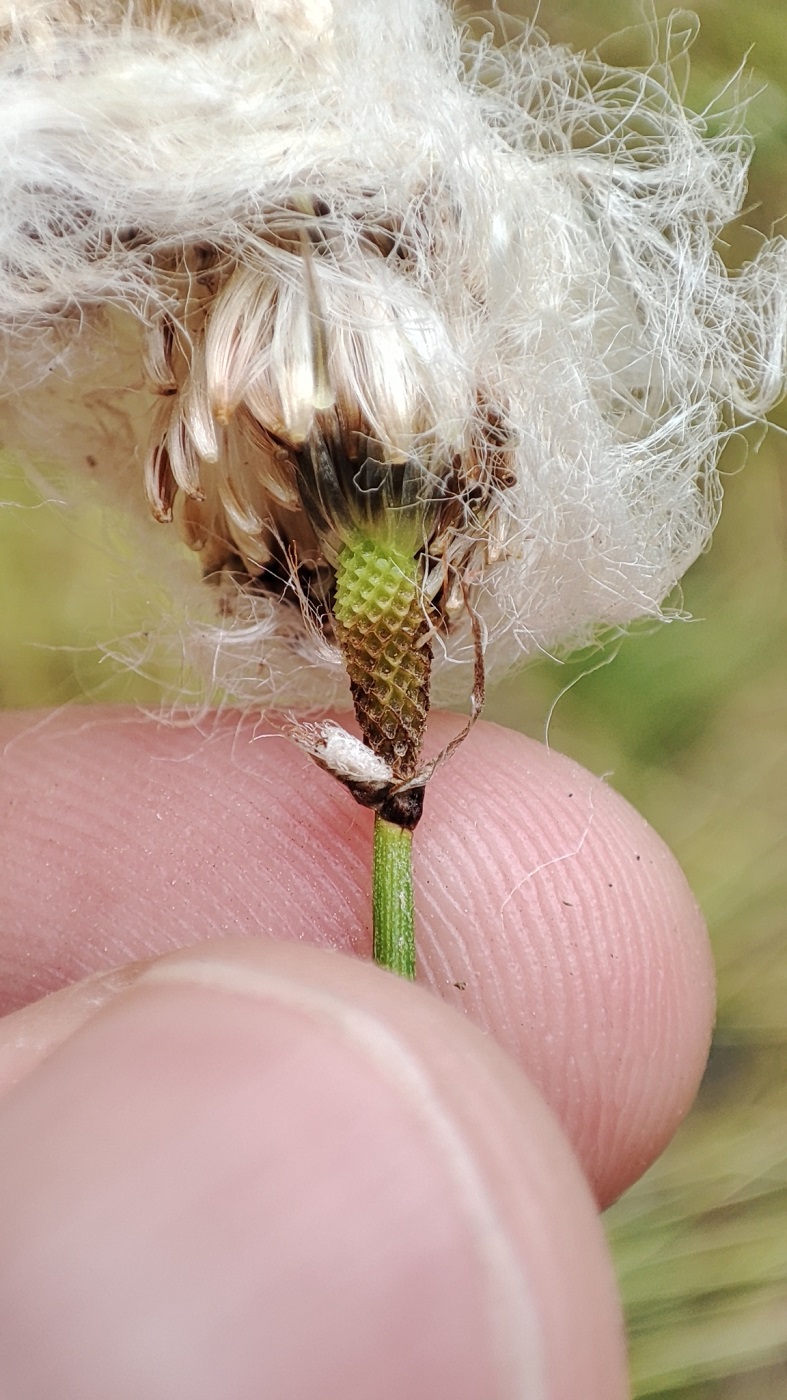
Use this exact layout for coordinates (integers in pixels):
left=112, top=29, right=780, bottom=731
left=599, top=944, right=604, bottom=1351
left=372, top=814, right=416, bottom=979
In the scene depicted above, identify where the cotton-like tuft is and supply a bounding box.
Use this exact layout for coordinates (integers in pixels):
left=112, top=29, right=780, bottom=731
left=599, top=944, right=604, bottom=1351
left=1, top=0, right=785, bottom=709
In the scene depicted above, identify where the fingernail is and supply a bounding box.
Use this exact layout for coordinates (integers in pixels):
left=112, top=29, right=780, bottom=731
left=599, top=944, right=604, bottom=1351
left=145, top=946, right=549, bottom=1397
left=0, top=962, right=145, bottom=1095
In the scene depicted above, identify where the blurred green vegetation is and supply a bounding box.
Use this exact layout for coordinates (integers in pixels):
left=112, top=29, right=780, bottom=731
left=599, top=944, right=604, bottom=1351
left=1, top=3, right=786, bottom=1396
left=497, top=5, right=787, bottom=1398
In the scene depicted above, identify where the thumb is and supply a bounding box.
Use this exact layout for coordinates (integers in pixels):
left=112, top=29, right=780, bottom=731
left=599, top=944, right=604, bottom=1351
left=0, top=939, right=627, bottom=1400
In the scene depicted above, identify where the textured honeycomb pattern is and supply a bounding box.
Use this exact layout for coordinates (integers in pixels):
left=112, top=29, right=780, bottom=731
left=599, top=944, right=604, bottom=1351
left=334, top=538, right=432, bottom=781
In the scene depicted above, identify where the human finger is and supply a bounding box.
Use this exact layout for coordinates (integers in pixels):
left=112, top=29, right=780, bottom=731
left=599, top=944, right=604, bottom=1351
left=0, top=706, right=714, bottom=1202
left=0, top=938, right=627, bottom=1400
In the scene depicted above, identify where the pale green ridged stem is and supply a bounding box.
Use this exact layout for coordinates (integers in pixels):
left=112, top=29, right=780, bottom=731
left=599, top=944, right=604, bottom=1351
left=372, top=815, right=416, bottom=979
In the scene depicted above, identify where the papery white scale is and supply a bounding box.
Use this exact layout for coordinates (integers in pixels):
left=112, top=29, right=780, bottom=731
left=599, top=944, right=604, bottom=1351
left=0, top=0, right=785, bottom=711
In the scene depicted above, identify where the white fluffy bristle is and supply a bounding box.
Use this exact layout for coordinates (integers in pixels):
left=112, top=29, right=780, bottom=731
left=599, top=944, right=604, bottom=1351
left=0, top=0, right=785, bottom=710
left=289, top=720, right=394, bottom=785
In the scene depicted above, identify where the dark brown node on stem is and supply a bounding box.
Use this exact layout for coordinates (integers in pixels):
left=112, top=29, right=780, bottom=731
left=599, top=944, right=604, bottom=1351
left=340, top=776, right=426, bottom=830
left=377, top=784, right=426, bottom=830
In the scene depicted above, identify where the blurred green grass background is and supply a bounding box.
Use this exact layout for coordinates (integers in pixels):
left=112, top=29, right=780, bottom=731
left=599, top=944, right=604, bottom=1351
left=1, top=3, right=786, bottom=1395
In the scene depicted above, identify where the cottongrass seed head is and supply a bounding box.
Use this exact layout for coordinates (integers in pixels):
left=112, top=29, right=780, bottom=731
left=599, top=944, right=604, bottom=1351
left=1, top=0, right=785, bottom=711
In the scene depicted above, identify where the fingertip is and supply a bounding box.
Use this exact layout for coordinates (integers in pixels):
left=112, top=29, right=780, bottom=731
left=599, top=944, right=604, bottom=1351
left=0, top=707, right=714, bottom=1202
left=418, top=718, right=715, bottom=1203
left=0, top=707, right=372, bottom=1006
